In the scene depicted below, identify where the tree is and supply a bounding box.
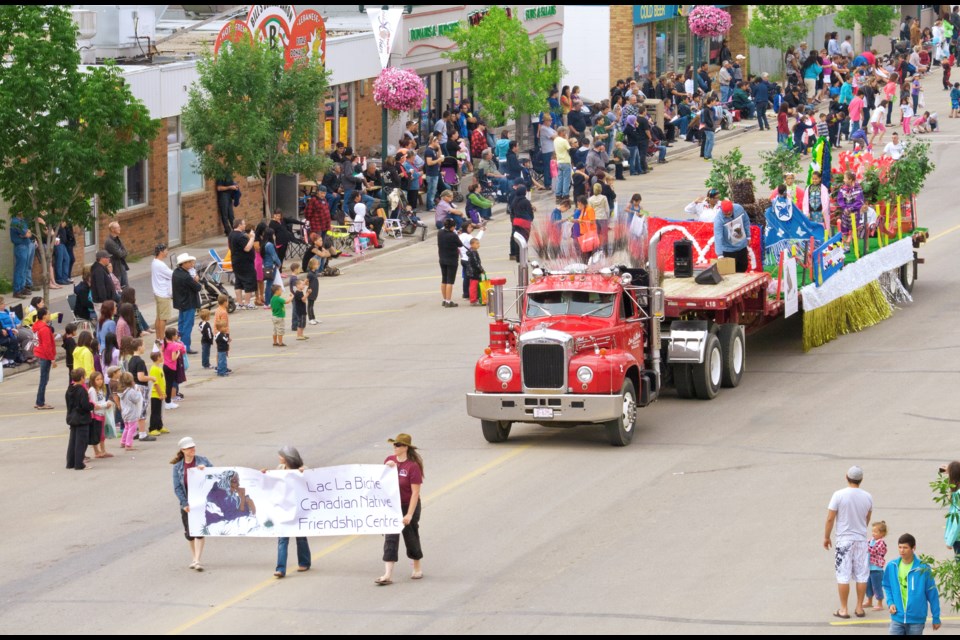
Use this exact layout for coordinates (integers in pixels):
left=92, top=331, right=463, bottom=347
left=443, top=6, right=563, bottom=128
left=835, top=5, right=899, bottom=45
left=921, top=472, right=960, bottom=612
left=743, top=6, right=828, bottom=77
left=182, top=38, right=330, bottom=218
left=759, top=145, right=802, bottom=190
left=0, top=5, right=159, bottom=303
left=705, top=149, right=756, bottom=200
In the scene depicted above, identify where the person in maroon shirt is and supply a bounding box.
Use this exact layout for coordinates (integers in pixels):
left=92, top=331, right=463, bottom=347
left=303, top=191, right=331, bottom=238
left=375, top=433, right=424, bottom=585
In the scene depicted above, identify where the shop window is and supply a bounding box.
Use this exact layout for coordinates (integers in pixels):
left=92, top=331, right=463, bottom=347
left=167, top=116, right=180, bottom=144
left=180, top=145, right=204, bottom=194
left=124, top=159, right=147, bottom=208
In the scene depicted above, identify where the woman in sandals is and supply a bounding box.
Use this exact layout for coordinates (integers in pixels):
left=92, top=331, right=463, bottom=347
left=376, top=433, right=424, bottom=585
left=172, top=437, right=212, bottom=571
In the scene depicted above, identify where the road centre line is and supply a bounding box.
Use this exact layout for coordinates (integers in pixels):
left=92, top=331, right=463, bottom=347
left=927, top=223, right=960, bottom=243
left=167, top=443, right=534, bottom=634
left=229, top=308, right=403, bottom=326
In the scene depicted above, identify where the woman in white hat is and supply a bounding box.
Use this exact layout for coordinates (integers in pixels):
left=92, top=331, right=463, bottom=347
left=271, top=446, right=311, bottom=578
left=171, top=436, right=212, bottom=571
left=171, top=253, right=202, bottom=355
left=375, top=433, right=424, bottom=585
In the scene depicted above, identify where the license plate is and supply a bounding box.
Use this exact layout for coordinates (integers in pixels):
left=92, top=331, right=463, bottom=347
left=533, top=407, right=554, bottom=419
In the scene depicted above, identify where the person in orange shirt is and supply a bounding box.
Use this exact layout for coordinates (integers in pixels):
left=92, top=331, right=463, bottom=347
left=572, top=194, right=597, bottom=259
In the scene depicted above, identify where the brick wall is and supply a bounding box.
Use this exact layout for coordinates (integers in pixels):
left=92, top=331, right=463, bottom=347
left=727, top=5, right=749, bottom=78
left=609, top=5, right=634, bottom=88
left=182, top=176, right=264, bottom=244
left=355, top=79, right=382, bottom=157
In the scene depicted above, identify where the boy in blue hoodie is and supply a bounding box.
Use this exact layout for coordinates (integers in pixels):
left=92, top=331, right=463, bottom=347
left=882, top=533, right=941, bottom=635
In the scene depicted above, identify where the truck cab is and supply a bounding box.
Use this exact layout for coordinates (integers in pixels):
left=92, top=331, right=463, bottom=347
left=466, top=236, right=664, bottom=446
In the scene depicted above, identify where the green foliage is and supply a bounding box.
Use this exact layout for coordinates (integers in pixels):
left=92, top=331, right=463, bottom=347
left=923, top=473, right=960, bottom=613
left=0, top=275, right=11, bottom=295
left=887, top=140, right=935, bottom=200
left=182, top=38, right=331, bottom=213
left=443, top=6, right=563, bottom=128
left=835, top=5, right=899, bottom=38
left=759, top=145, right=803, bottom=190
left=705, top=149, right=756, bottom=200
left=0, top=5, right=159, bottom=299
left=860, top=166, right=887, bottom=203
left=743, top=6, right=828, bottom=76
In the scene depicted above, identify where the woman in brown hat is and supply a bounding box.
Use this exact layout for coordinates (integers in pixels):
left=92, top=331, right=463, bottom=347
left=375, top=433, right=424, bottom=585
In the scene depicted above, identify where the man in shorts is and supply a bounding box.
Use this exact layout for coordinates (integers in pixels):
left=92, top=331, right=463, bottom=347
left=824, top=465, right=873, bottom=619
left=228, top=219, right=257, bottom=309
left=151, top=244, right=175, bottom=337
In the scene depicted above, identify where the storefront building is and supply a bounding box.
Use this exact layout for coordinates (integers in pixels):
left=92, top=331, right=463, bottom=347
left=631, top=5, right=749, bottom=78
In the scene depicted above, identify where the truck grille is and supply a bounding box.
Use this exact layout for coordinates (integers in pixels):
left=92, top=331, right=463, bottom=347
left=521, top=343, right=565, bottom=389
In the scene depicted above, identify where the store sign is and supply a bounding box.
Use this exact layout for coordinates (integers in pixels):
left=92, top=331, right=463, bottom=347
left=214, top=6, right=327, bottom=70
left=633, top=5, right=678, bottom=25
left=467, top=7, right=512, bottom=26
left=523, top=5, right=557, bottom=21
left=213, top=19, right=253, bottom=56
left=287, top=9, right=326, bottom=67
left=409, top=21, right=459, bottom=42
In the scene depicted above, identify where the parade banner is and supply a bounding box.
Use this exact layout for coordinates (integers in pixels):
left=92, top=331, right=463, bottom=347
left=367, top=7, right=404, bottom=68
left=187, top=465, right=403, bottom=537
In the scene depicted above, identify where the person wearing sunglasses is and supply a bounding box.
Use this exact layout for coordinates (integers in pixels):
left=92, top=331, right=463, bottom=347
left=375, top=433, right=424, bottom=586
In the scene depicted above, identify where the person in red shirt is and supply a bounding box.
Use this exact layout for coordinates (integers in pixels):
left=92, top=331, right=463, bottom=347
left=375, top=433, right=424, bottom=586
left=470, top=122, right=489, bottom=161
left=302, top=191, right=331, bottom=238
left=33, top=307, right=57, bottom=410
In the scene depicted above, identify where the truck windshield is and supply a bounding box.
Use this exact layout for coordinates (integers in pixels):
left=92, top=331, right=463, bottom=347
left=526, top=291, right=616, bottom=318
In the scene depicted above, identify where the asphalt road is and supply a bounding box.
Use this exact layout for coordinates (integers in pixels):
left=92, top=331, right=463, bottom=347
left=1, top=87, right=959, bottom=635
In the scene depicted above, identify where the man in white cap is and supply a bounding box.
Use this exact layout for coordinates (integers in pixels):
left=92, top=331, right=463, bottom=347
left=172, top=253, right=202, bottom=354
left=824, top=465, right=873, bottom=619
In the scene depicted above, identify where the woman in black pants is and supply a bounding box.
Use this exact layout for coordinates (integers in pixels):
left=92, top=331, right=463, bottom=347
left=375, top=433, right=424, bottom=585
left=65, top=368, right=94, bottom=470
left=437, top=217, right=463, bottom=308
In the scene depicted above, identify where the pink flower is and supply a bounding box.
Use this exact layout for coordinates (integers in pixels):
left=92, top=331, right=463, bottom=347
left=688, top=6, right=732, bottom=38
left=373, top=67, right=426, bottom=114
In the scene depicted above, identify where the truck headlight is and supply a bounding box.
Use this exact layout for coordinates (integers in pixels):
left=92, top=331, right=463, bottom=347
left=496, top=365, right=513, bottom=382
left=576, top=366, right=594, bottom=383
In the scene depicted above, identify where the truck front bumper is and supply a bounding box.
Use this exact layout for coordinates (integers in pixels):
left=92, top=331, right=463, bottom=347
left=465, top=392, right=622, bottom=424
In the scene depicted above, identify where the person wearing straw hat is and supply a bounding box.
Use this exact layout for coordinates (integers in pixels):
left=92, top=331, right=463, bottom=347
left=375, top=433, right=424, bottom=586
left=269, top=446, right=311, bottom=578
left=172, top=253, right=201, bottom=355
left=171, top=436, right=212, bottom=571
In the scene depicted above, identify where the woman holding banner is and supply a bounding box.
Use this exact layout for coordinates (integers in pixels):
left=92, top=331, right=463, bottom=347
left=375, top=433, right=424, bottom=586
left=272, top=446, right=311, bottom=578
left=171, top=436, right=212, bottom=572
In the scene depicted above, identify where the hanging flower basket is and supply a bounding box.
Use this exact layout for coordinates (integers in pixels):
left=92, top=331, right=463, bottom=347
left=687, top=6, right=732, bottom=38
left=373, top=67, right=426, bottom=117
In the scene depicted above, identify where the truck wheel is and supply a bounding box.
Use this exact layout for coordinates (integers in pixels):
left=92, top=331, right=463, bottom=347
left=673, top=364, right=695, bottom=399
left=718, top=324, right=745, bottom=388
left=604, top=379, right=637, bottom=447
left=691, top=333, right=722, bottom=400
left=899, top=260, right=915, bottom=293
left=480, top=420, right=512, bottom=443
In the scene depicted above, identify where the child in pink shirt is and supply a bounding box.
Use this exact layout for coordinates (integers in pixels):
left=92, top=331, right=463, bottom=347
left=162, top=328, right=186, bottom=407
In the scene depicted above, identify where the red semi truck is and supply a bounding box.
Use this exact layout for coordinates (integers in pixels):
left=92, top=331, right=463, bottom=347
left=465, top=234, right=783, bottom=446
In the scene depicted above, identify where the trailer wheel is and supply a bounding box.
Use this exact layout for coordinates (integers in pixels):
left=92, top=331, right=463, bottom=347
left=604, top=378, right=637, bottom=447
left=481, top=420, right=512, bottom=443
left=899, top=259, right=915, bottom=293
left=718, top=324, right=745, bottom=388
left=674, top=364, right=696, bottom=399
left=691, top=333, right=722, bottom=400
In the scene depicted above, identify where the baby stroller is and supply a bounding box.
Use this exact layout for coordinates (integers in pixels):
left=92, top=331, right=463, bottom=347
left=198, top=261, right=237, bottom=313
left=386, top=186, right=427, bottom=241
left=439, top=156, right=465, bottom=202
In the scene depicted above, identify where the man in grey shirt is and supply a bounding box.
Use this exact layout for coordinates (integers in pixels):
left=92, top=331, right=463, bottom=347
left=538, top=114, right=557, bottom=190
left=585, top=140, right=609, bottom=176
